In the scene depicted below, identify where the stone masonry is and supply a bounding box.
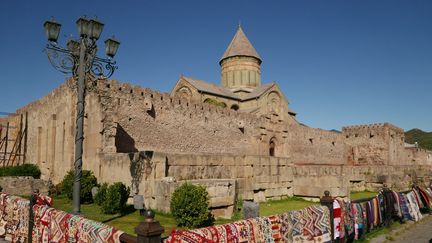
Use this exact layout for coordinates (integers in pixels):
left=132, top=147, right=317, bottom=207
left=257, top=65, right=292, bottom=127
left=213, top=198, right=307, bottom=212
left=1, top=26, right=431, bottom=218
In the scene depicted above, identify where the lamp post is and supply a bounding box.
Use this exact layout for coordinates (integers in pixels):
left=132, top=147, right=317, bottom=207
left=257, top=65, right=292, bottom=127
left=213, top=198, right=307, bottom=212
left=43, top=17, right=120, bottom=215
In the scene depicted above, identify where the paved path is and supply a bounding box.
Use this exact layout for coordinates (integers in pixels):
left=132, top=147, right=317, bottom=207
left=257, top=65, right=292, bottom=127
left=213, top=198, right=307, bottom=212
left=371, top=215, right=432, bottom=243
left=391, top=215, right=432, bottom=243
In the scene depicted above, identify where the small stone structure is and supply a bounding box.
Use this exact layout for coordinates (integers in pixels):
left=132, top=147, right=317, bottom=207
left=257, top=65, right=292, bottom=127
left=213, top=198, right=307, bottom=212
left=0, top=176, right=49, bottom=195
left=243, top=201, right=259, bottom=219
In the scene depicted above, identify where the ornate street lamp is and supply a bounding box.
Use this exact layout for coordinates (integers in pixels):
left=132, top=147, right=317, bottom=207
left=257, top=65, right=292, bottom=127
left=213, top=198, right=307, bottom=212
left=43, top=17, right=120, bottom=215
left=43, top=18, right=61, bottom=42
left=105, top=37, right=120, bottom=58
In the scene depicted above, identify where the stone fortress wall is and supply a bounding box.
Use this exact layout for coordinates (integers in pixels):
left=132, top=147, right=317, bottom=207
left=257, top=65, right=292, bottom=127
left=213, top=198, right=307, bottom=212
left=95, top=79, right=348, bottom=164
left=342, top=123, right=431, bottom=166
left=4, top=78, right=432, bottom=218
left=14, top=79, right=105, bottom=183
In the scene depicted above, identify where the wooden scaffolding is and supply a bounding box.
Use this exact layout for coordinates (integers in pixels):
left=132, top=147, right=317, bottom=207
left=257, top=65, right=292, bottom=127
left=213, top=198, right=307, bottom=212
left=0, top=112, right=28, bottom=167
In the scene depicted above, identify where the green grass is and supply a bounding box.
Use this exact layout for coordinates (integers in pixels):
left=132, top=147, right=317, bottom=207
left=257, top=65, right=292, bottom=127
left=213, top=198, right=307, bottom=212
left=53, top=195, right=317, bottom=237
left=260, top=196, right=318, bottom=216
left=350, top=191, right=377, bottom=200
left=355, top=221, right=403, bottom=243
left=53, top=195, right=174, bottom=236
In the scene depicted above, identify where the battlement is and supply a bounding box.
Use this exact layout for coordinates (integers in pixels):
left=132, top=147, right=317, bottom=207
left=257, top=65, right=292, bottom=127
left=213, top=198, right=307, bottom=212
left=342, top=122, right=404, bottom=134
left=94, top=79, right=266, bottom=123
left=11, top=78, right=296, bottom=132
left=287, top=124, right=343, bottom=140
left=16, top=78, right=76, bottom=114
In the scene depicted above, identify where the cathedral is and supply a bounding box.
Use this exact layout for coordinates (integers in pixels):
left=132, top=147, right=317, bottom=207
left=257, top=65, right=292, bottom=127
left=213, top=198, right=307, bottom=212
left=171, top=26, right=297, bottom=124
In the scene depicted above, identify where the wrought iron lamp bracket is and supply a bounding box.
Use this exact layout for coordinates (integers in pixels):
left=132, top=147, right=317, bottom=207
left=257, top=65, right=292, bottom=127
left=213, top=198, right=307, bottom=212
left=44, top=40, right=118, bottom=81
left=44, top=43, right=78, bottom=75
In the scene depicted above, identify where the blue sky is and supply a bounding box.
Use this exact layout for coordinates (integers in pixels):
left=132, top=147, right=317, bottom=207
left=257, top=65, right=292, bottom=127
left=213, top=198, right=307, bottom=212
left=1, top=0, right=431, bottom=131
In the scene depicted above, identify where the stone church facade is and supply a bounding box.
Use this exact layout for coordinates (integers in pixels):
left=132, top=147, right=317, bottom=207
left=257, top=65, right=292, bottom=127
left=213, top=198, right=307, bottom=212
left=171, top=26, right=297, bottom=125
left=2, top=26, right=431, bottom=218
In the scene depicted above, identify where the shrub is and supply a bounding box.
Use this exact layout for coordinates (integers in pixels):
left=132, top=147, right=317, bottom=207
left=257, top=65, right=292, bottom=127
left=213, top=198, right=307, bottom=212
left=60, top=170, right=98, bottom=203
left=232, top=196, right=243, bottom=220
left=170, top=182, right=214, bottom=228
left=100, top=182, right=130, bottom=214
left=0, top=164, right=41, bottom=178
left=94, top=183, right=108, bottom=206
left=203, top=98, right=227, bottom=108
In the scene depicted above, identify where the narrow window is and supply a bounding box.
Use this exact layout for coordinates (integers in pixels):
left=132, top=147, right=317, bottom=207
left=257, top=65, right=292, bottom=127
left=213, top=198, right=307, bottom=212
left=269, top=137, right=276, bottom=156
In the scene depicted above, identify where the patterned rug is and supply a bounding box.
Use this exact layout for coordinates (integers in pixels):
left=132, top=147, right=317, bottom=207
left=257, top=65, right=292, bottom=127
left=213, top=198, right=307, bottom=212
left=301, top=205, right=331, bottom=243
left=32, top=204, right=124, bottom=243
left=0, top=193, right=30, bottom=243
left=166, top=205, right=330, bottom=243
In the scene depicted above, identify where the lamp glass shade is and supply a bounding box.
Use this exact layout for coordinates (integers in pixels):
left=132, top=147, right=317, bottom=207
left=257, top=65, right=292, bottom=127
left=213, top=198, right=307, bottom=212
left=104, top=37, right=120, bottom=58
left=67, top=39, right=80, bottom=56
left=43, top=20, right=61, bottom=42
left=89, top=19, right=104, bottom=40
left=76, top=17, right=90, bottom=37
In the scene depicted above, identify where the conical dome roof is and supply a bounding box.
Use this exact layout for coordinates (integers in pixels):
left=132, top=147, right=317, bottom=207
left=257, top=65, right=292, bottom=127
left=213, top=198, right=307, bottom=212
left=220, top=26, right=261, bottom=64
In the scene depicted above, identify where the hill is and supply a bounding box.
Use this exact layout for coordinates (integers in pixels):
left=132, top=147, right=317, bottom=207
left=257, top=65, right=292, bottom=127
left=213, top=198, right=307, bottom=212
left=405, top=129, right=432, bottom=151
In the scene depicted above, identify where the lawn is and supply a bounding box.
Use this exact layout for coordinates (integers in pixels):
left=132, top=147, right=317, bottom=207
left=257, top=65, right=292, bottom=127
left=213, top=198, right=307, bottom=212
left=53, top=195, right=317, bottom=237
left=260, top=196, right=318, bottom=216
left=350, top=191, right=377, bottom=200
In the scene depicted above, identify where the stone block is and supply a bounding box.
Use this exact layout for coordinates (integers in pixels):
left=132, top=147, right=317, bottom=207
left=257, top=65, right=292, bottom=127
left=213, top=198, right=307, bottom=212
left=211, top=205, right=234, bottom=219
left=265, top=187, right=288, bottom=198
left=0, top=177, right=49, bottom=196
left=243, top=166, right=254, bottom=178
left=243, top=201, right=259, bottom=219
left=293, top=173, right=349, bottom=197
left=154, top=161, right=167, bottom=179
left=253, top=190, right=266, bottom=202
left=210, top=196, right=234, bottom=208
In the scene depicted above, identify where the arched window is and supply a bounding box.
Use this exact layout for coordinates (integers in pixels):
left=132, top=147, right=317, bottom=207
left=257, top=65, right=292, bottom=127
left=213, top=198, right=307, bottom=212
left=176, top=86, right=192, bottom=100
left=267, top=91, right=281, bottom=116
left=231, top=104, right=239, bottom=111
left=269, top=137, right=276, bottom=157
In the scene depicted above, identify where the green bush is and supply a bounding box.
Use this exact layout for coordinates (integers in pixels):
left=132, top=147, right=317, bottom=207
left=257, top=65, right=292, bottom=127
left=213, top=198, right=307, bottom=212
left=170, top=182, right=214, bottom=228
left=94, top=183, right=108, bottom=206
left=0, top=164, right=41, bottom=178
left=100, top=182, right=130, bottom=214
left=232, top=196, right=243, bottom=220
left=59, top=170, right=98, bottom=203
left=203, top=98, right=227, bottom=108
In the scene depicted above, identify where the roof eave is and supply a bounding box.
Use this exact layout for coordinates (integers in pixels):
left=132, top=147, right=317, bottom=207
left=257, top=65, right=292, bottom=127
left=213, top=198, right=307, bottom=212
left=199, top=90, right=241, bottom=101
left=219, top=55, right=262, bottom=65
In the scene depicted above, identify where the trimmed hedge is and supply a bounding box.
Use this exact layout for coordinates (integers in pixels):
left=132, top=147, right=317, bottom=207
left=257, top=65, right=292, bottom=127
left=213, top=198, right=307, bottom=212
left=0, top=164, right=41, bottom=178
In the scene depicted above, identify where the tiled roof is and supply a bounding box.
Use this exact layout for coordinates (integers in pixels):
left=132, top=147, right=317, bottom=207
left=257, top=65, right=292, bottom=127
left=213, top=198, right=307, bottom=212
left=182, top=77, right=239, bottom=99
left=220, top=26, right=261, bottom=64
left=242, top=82, right=274, bottom=100
left=182, top=76, right=273, bottom=101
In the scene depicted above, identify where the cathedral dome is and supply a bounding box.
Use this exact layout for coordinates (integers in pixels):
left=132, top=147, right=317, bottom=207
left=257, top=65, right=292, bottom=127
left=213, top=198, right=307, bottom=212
left=220, top=26, right=262, bottom=89
left=220, top=26, right=261, bottom=64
